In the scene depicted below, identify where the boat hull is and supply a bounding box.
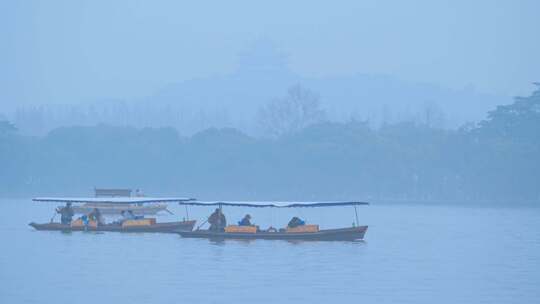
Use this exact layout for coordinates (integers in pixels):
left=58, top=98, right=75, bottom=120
left=177, top=226, right=368, bottom=241
left=29, top=220, right=195, bottom=233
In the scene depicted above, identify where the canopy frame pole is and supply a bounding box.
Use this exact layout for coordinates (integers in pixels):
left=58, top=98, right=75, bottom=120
left=354, top=206, right=359, bottom=227
left=218, top=203, right=223, bottom=228
left=50, top=210, right=57, bottom=223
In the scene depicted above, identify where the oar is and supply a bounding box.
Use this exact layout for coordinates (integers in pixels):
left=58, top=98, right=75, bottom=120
left=50, top=211, right=57, bottom=223
left=196, top=218, right=209, bottom=230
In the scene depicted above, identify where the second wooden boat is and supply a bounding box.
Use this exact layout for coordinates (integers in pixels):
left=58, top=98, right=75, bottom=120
left=30, top=196, right=197, bottom=233
left=29, top=220, right=195, bottom=233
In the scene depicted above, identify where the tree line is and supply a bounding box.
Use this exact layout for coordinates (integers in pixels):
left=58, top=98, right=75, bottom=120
left=1, top=85, right=539, bottom=202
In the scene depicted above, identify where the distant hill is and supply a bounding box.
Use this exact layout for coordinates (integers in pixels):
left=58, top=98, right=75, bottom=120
left=10, top=42, right=508, bottom=136
left=143, top=68, right=507, bottom=132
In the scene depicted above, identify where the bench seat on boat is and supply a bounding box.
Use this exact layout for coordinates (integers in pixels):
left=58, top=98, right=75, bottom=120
left=286, top=224, right=319, bottom=233
left=71, top=219, right=98, bottom=228
left=122, top=218, right=156, bottom=227
left=224, top=225, right=257, bottom=233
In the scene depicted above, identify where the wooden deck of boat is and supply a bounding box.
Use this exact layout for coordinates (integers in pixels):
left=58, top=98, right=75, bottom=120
left=29, top=220, right=196, bottom=233
left=177, top=226, right=368, bottom=241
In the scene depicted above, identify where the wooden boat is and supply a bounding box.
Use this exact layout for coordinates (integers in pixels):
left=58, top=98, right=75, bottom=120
left=179, top=226, right=367, bottom=241
left=30, top=196, right=197, bottom=234
left=29, top=220, right=195, bottom=233
left=176, top=200, right=369, bottom=241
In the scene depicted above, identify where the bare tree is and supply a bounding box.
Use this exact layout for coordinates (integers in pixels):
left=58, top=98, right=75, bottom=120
left=257, top=85, right=326, bottom=138
left=420, top=100, right=446, bottom=128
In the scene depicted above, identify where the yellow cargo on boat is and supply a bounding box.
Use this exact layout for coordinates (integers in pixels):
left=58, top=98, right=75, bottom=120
left=71, top=219, right=97, bottom=228
left=286, top=224, right=319, bottom=233
left=224, top=225, right=257, bottom=233
left=122, top=218, right=156, bottom=227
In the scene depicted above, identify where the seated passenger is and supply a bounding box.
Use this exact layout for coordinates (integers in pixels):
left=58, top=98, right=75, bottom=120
left=88, top=208, right=105, bottom=226
left=117, top=210, right=135, bottom=224
left=238, top=214, right=252, bottom=226
left=126, top=210, right=138, bottom=220
left=80, top=214, right=89, bottom=226
left=128, top=210, right=142, bottom=219
left=208, top=208, right=226, bottom=231
left=267, top=226, right=278, bottom=232
left=287, top=216, right=305, bottom=228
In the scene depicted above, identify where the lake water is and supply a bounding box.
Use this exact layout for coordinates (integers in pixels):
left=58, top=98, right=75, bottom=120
left=1, top=199, right=539, bottom=303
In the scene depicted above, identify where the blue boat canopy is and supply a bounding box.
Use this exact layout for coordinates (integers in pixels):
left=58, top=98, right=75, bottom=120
left=33, top=197, right=196, bottom=204
left=178, top=201, right=369, bottom=208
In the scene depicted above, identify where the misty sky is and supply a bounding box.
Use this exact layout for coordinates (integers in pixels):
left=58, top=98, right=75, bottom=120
left=1, top=0, right=539, bottom=109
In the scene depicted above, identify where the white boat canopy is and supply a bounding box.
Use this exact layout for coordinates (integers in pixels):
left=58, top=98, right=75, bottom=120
left=33, top=197, right=196, bottom=204
left=178, top=201, right=369, bottom=208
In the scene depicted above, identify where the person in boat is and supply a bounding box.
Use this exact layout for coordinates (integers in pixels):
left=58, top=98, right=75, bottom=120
left=266, top=226, right=278, bottom=232
left=287, top=216, right=305, bottom=228
left=56, top=202, right=74, bottom=225
left=81, top=214, right=89, bottom=226
left=208, top=208, right=226, bottom=231
left=129, top=210, right=145, bottom=220
left=116, top=210, right=135, bottom=224
left=88, top=208, right=105, bottom=226
left=238, top=214, right=252, bottom=226
left=123, top=210, right=137, bottom=220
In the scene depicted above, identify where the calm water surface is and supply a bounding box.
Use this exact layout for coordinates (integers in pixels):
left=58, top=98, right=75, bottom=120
left=1, top=199, right=539, bottom=303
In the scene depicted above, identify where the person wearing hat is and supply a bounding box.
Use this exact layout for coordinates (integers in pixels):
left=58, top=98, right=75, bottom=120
left=238, top=214, right=252, bottom=226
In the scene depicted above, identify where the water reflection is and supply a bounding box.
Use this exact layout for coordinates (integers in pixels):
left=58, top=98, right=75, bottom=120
left=3, top=199, right=539, bottom=304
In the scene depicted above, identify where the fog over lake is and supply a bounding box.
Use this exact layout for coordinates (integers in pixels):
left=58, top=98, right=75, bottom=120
left=0, top=1, right=539, bottom=303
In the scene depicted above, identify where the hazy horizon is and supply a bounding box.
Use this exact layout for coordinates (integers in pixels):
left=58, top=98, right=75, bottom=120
left=1, top=0, right=539, bottom=111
